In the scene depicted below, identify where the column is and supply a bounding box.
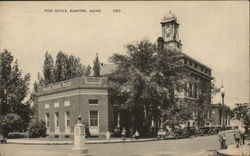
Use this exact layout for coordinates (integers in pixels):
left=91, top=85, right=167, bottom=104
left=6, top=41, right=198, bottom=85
left=117, top=112, right=120, bottom=128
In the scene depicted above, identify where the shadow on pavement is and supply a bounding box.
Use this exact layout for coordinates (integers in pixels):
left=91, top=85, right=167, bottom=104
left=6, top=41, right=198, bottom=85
left=206, top=149, right=217, bottom=156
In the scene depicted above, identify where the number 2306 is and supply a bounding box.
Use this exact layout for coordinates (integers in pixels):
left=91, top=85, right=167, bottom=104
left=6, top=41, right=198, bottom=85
left=113, top=9, right=121, bottom=13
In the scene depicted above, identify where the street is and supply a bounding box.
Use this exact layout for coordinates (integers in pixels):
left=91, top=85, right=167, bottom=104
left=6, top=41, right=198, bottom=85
left=0, top=133, right=235, bottom=156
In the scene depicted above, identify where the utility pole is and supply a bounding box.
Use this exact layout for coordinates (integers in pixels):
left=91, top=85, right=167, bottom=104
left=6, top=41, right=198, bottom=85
left=221, top=85, right=225, bottom=130
left=0, top=52, right=2, bottom=116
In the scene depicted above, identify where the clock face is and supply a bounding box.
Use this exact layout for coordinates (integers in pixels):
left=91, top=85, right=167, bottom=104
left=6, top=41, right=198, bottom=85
left=164, top=26, right=171, bottom=38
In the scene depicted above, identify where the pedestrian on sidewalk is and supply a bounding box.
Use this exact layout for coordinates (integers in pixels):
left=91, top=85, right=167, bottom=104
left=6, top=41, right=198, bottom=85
left=240, top=126, right=246, bottom=145
left=132, top=130, right=140, bottom=140
left=105, top=131, right=111, bottom=141
left=121, top=127, right=126, bottom=140
left=218, top=129, right=227, bottom=149
left=234, top=126, right=241, bottom=148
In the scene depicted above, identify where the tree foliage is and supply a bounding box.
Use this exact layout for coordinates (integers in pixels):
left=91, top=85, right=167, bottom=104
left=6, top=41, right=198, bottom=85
left=232, top=105, right=250, bottom=126
left=43, top=51, right=55, bottom=85
left=40, top=51, right=85, bottom=85
left=28, top=117, right=47, bottom=138
left=85, top=65, right=91, bottom=76
left=93, top=53, right=101, bottom=77
left=109, top=40, right=189, bottom=135
left=0, top=49, right=32, bottom=131
left=0, top=113, right=23, bottom=137
left=30, top=81, right=39, bottom=115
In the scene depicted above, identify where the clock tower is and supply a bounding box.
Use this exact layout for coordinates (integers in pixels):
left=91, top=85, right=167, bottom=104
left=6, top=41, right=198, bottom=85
left=161, top=11, right=182, bottom=51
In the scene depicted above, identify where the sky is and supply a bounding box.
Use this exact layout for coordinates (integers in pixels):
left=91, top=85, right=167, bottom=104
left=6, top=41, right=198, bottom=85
left=0, top=1, right=249, bottom=108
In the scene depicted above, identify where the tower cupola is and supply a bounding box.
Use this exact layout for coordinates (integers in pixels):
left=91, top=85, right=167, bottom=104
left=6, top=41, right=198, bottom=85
left=160, top=11, right=182, bottom=51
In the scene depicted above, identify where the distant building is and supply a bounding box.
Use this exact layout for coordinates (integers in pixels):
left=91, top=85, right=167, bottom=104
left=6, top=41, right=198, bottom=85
left=235, top=103, right=250, bottom=108
left=210, top=103, right=231, bottom=127
left=100, top=63, right=117, bottom=76
left=37, top=77, right=113, bottom=137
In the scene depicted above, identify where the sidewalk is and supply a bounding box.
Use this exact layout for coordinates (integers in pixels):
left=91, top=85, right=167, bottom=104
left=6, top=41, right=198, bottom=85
left=6, top=137, right=159, bottom=145
left=217, top=141, right=250, bottom=156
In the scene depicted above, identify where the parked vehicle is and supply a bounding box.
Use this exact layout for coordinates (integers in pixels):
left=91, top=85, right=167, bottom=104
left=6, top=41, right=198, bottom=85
left=208, top=126, right=221, bottom=135
left=0, top=135, right=7, bottom=144
left=197, top=127, right=210, bottom=136
left=183, top=127, right=197, bottom=137
left=172, top=128, right=188, bottom=139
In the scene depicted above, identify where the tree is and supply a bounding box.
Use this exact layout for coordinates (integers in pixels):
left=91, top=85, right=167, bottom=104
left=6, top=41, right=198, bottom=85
left=66, top=55, right=85, bottom=79
left=109, top=40, right=187, bottom=136
left=93, top=53, right=101, bottom=77
left=54, top=51, right=68, bottom=82
left=0, top=50, right=13, bottom=114
left=232, top=105, right=250, bottom=126
left=0, top=113, right=23, bottom=137
left=30, top=81, right=39, bottom=116
left=0, top=50, right=31, bottom=118
left=28, top=117, right=46, bottom=138
left=43, top=51, right=55, bottom=85
left=0, top=50, right=31, bottom=132
left=50, top=51, right=85, bottom=83
left=85, top=65, right=91, bottom=76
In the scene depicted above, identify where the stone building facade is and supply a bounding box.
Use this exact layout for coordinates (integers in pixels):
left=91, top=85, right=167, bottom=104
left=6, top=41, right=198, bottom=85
left=159, top=12, right=214, bottom=127
left=37, top=77, right=113, bottom=137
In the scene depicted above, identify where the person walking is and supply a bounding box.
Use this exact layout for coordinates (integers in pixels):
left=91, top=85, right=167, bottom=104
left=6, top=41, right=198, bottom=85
left=234, top=126, right=241, bottom=148
left=240, top=126, right=246, bottom=145
left=105, top=131, right=111, bottom=141
left=133, top=130, right=140, bottom=140
left=218, top=129, right=227, bottom=149
left=121, top=127, right=126, bottom=140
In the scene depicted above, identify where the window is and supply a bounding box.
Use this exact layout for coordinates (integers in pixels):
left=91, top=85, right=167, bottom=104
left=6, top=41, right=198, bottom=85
left=85, top=77, right=102, bottom=84
left=53, top=84, right=61, bottom=89
left=62, top=81, right=71, bottom=87
left=89, top=111, right=98, bottom=127
left=89, top=99, right=99, bottom=105
left=189, top=83, right=192, bottom=97
left=64, top=100, right=70, bottom=106
left=208, top=70, right=211, bottom=75
left=45, top=113, right=50, bottom=127
left=55, top=112, right=59, bottom=127
left=189, top=61, right=192, bottom=66
left=44, top=104, right=50, bottom=109
left=200, top=67, right=203, bottom=72
left=65, top=112, right=70, bottom=127
left=191, top=84, right=195, bottom=98
left=184, top=82, right=188, bottom=97
left=194, top=84, right=197, bottom=98
left=54, top=102, right=59, bottom=108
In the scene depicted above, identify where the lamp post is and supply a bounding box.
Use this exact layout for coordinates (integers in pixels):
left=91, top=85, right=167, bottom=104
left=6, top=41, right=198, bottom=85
left=221, top=86, right=225, bottom=130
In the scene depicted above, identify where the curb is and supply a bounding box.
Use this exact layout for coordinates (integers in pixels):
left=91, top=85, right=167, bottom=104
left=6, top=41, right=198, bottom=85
left=7, top=142, right=73, bottom=145
left=6, top=138, right=160, bottom=145
left=5, top=135, right=211, bottom=145
left=217, top=150, right=235, bottom=156
left=216, top=144, right=250, bottom=156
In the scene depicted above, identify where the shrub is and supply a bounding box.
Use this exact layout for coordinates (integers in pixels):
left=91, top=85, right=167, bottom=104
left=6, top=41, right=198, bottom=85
left=28, top=118, right=46, bottom=138
left=0, top=113, right=23, bottom=138
left=8, top=132, right=28, bottom=138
